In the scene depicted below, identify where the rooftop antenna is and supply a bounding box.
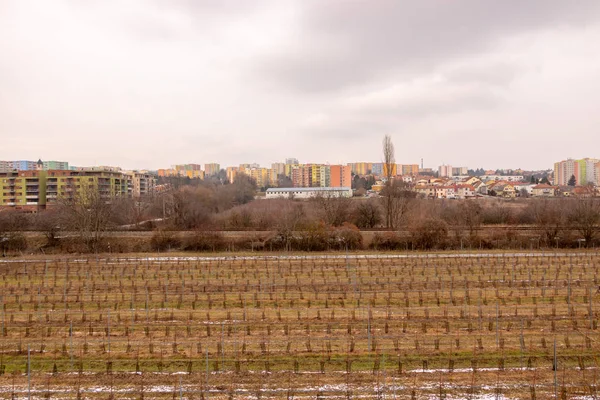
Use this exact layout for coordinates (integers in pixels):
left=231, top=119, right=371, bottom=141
left=421, top=158, right=423, bottom=169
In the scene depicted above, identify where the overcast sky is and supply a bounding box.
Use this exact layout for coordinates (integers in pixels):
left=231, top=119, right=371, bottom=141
left=1, top=1, right=600, bottom=171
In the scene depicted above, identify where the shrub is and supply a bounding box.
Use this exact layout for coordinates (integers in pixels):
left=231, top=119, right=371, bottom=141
left=150, top=230, right=181, bottom=252
left=0, top=232, right=27, bottom=254
left=370, top=232, right=404, bottom=250
left=328, top=223, right=363, bottom=250
left=296, top=223, right=329, bottom=251
left=410, top=218, right=448, bottom=250
left=183, top=231, right=226, bottom=252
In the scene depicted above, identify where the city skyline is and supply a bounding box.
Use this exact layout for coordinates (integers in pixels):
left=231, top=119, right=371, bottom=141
left=0, top=156, right=554, bottom=175
left=2, top=1, right=600, bottom=170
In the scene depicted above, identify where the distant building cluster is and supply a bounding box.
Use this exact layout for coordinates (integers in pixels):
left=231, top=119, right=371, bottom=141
left=0, top=159, right=69, bottom=172
left=438, top=165, right=468, bottom=178
left=553, top=158, right=600, bottom=186
left=2, top=155, right=600, bottom=212
left=0, top=160, right=155, bottom=212
left=158, top=164, right=206, bottom=179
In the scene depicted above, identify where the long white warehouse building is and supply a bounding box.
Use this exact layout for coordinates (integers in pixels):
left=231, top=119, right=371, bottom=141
left=266, top=187, right=353, bottom=199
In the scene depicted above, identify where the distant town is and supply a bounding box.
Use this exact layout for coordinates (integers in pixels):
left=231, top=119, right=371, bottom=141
left=0, top=157, right=597, bottom=212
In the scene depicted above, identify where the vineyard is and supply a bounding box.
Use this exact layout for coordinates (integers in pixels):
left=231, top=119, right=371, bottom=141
left=0, top=252, right=600, bottom=399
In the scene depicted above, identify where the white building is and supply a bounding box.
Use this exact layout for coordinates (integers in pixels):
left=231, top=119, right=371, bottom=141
left=481, top=175, right=524, bottom=182
left=266, top=187, right=352, bottom=199
left=438, top=165, right=453, bottom=177
left=452, top=167, right=468, bottom=176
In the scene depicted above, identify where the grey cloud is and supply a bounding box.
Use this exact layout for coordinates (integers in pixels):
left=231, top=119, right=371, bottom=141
left=257, top=0, right=600, bottom=92
left=444, top=62, right=522, bottom=88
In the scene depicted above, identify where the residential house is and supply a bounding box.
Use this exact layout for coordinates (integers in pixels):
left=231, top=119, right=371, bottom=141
left=531, top=184, right=556, bottom=197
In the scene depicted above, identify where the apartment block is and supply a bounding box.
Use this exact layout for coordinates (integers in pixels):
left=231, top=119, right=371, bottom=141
left=239, top=163, right=260, bottom=170
left=268, top=168, right=278, bottom=185
left=452, top=166, right=468, bottom=176
left=330, top=165, right=351, bottom=187
left=284, top=163, right=299, bottom=178
left=204, top=163, right=220, bottom=176
left=553, top=158, right=600, bottom=186
left=291, top=165, right=313, bottom=187
left=158, top=164, right=204, bottom=179
left=47, top=169, right=130, bottom=206
left=0, top=168, right=143, bottom=211
left=157, top=169, right=177, bottom=178
left=311, top=165, right=331, bottom=187
left=43, top=161, right=69, bottom=170
left=382, top=163, right=397, bottom=177
left=127, top=171, right=156, bottom=198
left=348, top=162, right=373, bottom=176
left=579, top=158, right=600, bottom=185
left=399, top=164, right=419, bottom=176
left=243, top=167, right=273, bottom=188
left=226, top=167, right=239, bottom=183
left=12, top=160, right=39, bottom=171
left=371, top=163, right=383, bottom=176
left=438, top=165, right=453, bottom=177
left=271, top=163, right=285, bottom=176
left=0, top=170, right=47, bottom=211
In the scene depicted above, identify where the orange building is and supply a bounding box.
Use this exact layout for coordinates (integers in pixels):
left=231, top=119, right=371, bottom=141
left=330, top=165, right=352, bottom=187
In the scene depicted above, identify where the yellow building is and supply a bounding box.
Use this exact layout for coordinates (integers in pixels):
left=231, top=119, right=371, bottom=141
left=268, top=168, right=279, bottom=186
left=226, top=167, right=239, bottom=183
left=399, top=164, right=419, bottom=176
left=244, top=168, right=270, bottom=188
left=382, top=163, right=398, bottom=177
left=284, top=163, right=299, bottom=178
left=349, top=162, right=373, bottom=176
left=311, top=165, right=330, bottom=187
left=204, top=163, right=220, bottom=176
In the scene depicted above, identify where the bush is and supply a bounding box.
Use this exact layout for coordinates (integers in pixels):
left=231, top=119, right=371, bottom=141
left=410, top=218, right=448, bottom=250
left=328, top=223, right=363, bottom=250
left=370, top=232, right=404, bottom=250
left=183, top=231, right=226, bottom=252
left=0, top=232, right=27, bottom=254
left=296, top=223, right=329, bottom=251
left=481, top=204, right=513, bottom=225
left=150, top=230, right=181, bottom=252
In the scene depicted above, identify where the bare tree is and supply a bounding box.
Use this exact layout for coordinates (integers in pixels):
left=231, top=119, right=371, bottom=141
left=381, top=180, right=415, bottom=230
left=459, top=201, right=483, bottom=239
left=568, top=198, right=600, bottom=247
left=313, top=192, right=352, bottom=227
left=529, top=198, right=565, bottom=246
left=0, top=211, right=29, bottom=254
left=170, top=186, right=214, bottom=229
left=58, top=185, right=115, bottom=252
left=382, top=135, right=395, bottom=228
left=354, top=200, right=382, bottom=228
left=275, top=202, right=306, bottom=251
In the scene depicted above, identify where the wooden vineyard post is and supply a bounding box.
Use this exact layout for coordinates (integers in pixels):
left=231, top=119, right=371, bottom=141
left=70, top=321, right=74, bottom=370
left=179, top=376, right=183, bottom=400
left=554, top=338, right=558, bottom=399
left=496, top=302, right=499, bottom=349
left=590, top=287, right=594, bottom=330
left=107, top=309, right=111, bottom=353
left=28, top=344, right=31, bottom=400
left=367, top=305, right=372, bottom=353
left=206, top=344, right=209, bottom=397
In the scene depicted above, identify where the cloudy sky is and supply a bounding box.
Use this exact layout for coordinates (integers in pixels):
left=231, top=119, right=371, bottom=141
left=1, top=1, right=600, bottom=171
